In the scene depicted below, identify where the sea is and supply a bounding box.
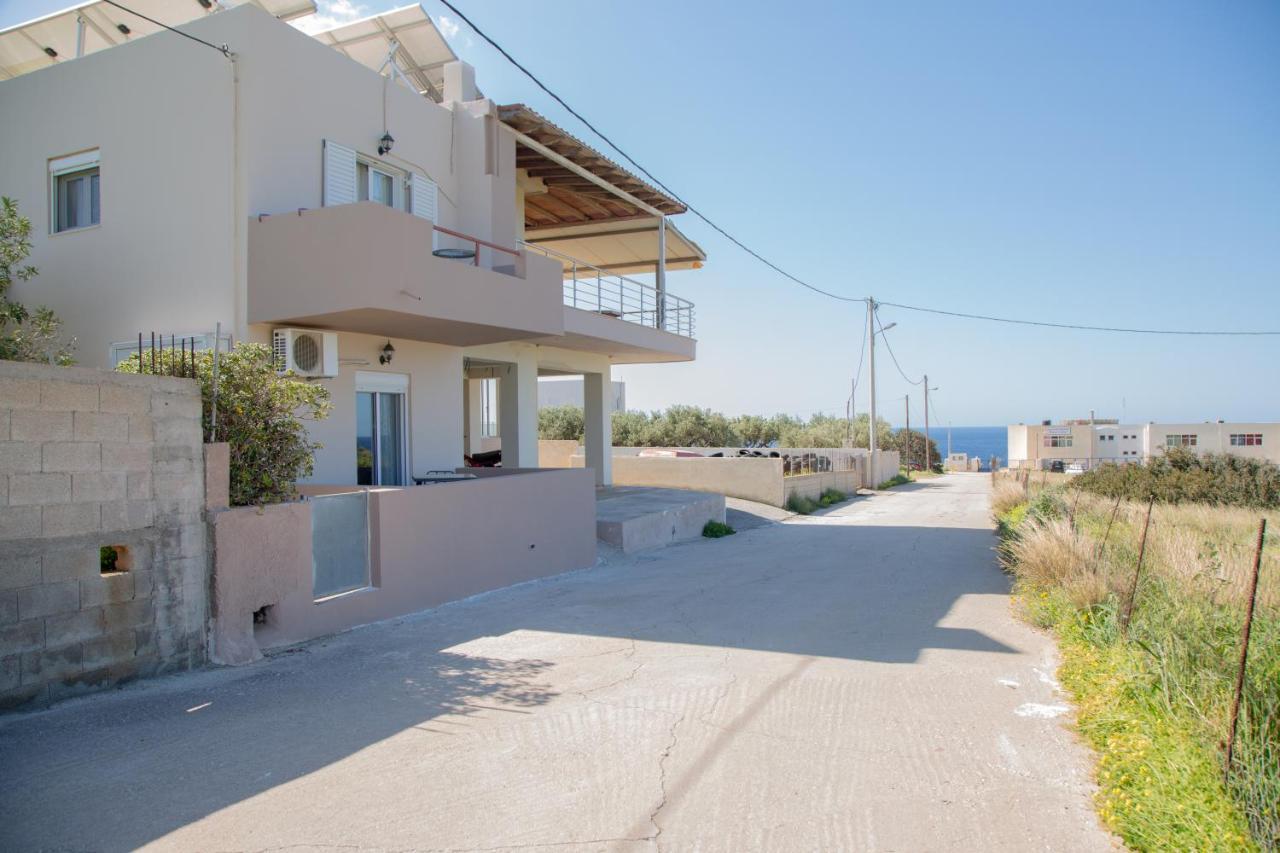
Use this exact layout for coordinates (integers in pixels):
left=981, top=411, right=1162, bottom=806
left=928, top=426, right=1007, bottom=470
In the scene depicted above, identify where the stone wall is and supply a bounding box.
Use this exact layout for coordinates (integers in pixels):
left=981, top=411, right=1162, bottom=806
left=0, top=361, right=208, bottom=710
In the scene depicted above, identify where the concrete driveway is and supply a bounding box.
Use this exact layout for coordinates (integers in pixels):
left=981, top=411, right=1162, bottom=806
left=0, top=474, right=1111, bottom=851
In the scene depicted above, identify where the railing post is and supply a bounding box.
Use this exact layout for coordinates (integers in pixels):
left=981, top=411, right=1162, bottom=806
left=572, top=262, right=578, bottom=308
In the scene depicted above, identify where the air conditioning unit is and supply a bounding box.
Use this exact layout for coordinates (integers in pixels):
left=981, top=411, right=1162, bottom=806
left=272, top=328, right=337, bottom=378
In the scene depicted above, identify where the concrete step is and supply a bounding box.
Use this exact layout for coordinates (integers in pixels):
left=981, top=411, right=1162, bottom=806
left=595, top=487, right=726, bottom=553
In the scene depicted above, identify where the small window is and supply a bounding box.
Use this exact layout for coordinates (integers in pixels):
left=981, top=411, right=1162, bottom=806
left=100, top=545, right=131, bottom=574
left=50, top=149, right=100, bottom=232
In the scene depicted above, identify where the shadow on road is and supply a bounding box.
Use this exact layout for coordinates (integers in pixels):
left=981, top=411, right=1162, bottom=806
left=0, top=521, right=1015, bottom=851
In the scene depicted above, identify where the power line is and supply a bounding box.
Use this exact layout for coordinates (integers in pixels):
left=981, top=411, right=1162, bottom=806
left=101, top=0, right=231, bottom=57
left=877, top=299, right=1280, bottom=337
left=434, top=0, right=862, bottom=304
left=438, top=1, right=1280, bottom=337
left=876, top=313, right=924, bottom=386
left=847, top=312, right=868, bottom=408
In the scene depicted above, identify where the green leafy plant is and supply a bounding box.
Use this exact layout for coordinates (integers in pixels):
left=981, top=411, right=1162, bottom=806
left=537, top=404, right=584, bottom=441
left=785, top=493, right=819, bottom=514
left=118, top=342, right=330, bottom=506
left=701, top=520, right=735, bottom=538
left=818, top=488, right=847, bottom=507
left=876, top=473, right=910, bottom=490
left=0, top=197, right=75, bottom=365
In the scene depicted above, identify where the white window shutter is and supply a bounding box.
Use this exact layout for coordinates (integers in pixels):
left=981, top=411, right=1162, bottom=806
left=410, top=174, right=437, bottom=223
left=322, top=140, right=357, bottom=207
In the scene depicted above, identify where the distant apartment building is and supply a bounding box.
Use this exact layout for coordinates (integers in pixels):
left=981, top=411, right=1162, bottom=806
left=1007, top=419, right=1278, bottom=470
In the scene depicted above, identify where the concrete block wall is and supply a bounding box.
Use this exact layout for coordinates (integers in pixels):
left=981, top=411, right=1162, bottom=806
left=0, top=362, right=208, bottom=710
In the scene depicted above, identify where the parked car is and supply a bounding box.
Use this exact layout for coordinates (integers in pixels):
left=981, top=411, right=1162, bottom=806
left=1049, top=460, right=1065, bottom=473
left=1065, top=462, right=1085, bottom=474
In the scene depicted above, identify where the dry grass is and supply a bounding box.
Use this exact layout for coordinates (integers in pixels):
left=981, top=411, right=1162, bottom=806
left=991, top=479, right=1028, bottom=517
left=1004, top=517, right=1118, bottom=609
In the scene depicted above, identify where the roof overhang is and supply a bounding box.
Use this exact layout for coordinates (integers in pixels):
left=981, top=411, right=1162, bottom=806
left=525, top=217, right=706, bottom=276
left=0, top=0, right=314, bottom=79
left=303, top=4, right=455, bottom=102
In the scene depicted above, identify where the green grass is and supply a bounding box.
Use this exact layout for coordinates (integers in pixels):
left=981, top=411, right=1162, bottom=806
left=998, top=492, right=1279, bottom=850
left=818, top=488, right=847, bottom=507
left=702, top=520, right=735, bottom=538
left=785, top=493, right=819, bottom=514
left=876, top=473, right=910, bottom=490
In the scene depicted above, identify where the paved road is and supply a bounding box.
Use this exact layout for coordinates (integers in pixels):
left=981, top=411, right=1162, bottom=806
left=0, top=474, right=1112, bottom=852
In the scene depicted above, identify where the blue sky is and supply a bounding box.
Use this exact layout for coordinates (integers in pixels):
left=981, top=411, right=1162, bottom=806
left=4, top=0, right=1277, bottom=426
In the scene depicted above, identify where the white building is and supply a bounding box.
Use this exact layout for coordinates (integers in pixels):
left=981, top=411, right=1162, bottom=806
left=0, top=1, right=706, bottom=488
left=1007, top=419, right=1278, bottom=470
left=538, top=377, right=626, bottom=413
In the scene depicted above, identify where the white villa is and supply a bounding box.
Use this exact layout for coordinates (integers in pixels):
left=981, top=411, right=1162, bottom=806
left=1008, top=419, right=1278, bottom=471
left=0, top=0, right=704, bottom=490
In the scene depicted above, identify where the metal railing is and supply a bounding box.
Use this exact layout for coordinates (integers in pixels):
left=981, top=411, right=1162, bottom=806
left=522, top=243, right=696, bottom=338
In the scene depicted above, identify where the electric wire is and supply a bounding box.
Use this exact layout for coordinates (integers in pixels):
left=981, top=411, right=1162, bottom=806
left=434, top=0, right=861, bottom=304
left=439, top=2, right=1279, bottom=337
left=876, top=313, right=924, bottom=385
left=101, top=0, right=231, bottom=57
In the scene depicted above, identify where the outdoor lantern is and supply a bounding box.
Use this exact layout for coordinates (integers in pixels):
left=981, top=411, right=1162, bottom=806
left=379, top=341, right=395, bottom=365
left=378, top=131, right=394, bottom=156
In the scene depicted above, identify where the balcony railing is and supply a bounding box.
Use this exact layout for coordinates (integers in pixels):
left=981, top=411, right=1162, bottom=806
left=521, top=243, right=696, bottom=338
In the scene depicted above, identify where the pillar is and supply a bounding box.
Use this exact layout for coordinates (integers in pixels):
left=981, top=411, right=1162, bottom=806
left=498, top=356, right=538, bottom=469
left=583, top=370, right=612, bottom=486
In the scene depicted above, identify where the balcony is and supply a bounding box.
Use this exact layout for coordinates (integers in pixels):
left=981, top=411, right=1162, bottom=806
left=248, top=203, right=564, bottom=346
left=522, top=243, right=697, bottom=364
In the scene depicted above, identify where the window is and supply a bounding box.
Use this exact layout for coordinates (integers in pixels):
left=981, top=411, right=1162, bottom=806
left=479, top=378, right=498, bottom=437
left=355, top=372, right=408, bottom=486
left=1043, top=434, right=1073, bottom=448
left=1166, top=434, right=1198, bottom=448
left=1230, top=433, right=1263, bottom=447
left=357, top=159, right=402, bottom=209
left=50, top=149, right=100, bottom=232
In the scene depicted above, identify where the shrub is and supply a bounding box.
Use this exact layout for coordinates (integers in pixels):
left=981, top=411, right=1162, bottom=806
left=119, top=342, right=329, bottom=506
left=538, top=404, right=584, bottom=441
left=1076, top=449, right=1280, bottom=509
left=702, top=520, right=735, bottom=538
left=991, top=480, right=1028, bottom=517
left=818, top=488, right=847, bottom=507
left=785, top=493, right=818, bottom=514
left=876, top=473, right=910, bottom=490
left=0, top=197, right=75, bottom=364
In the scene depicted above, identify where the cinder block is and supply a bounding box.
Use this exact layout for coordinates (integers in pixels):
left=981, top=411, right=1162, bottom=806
left=101, top=442, right=152, bottom=472
left=10, top=410, right=72, bottom=442
left=0, top=683, right=45, bottom=711
left=0, top=619, right=45, bottom=654
left=72, top=472, right=127, bottom=503
left=102, top=500, right=154, bottom=532
left=0, top=442, right=41, bottom=475
left=0, top=506, right=42, bottom=539
left=80, top=573, right=135, bottom=609
left=0, top=653, right=17, bottom=691
left=153, top=445, right=198, bottom=475
left=73, top=412, right=130, bottom=443
left=152, top=498, right=202, bottom=527
left=0, top=592, right=16, bottom=627
left=8, top=473, right=71, bottom=506
left=99, top=385, right=150, bottom=415
left=127, top=472, right=152, bottom=500
left=17, top=581, right=80, bottom=620
left=0, top=377, right=41, bottom=410
left=151, top=391, right=202, bottom=420
left=0, top=411, right=8, bottom=440
left=82, top=629, right=136, bottom=667
left=42, top=442, right=101, bottom=474
left=100, top=598, right=154, bottom=633
left=152, top=417, right=202, bottom=448
left=172, top=555, right=209, bottom=589
left=47, top=657, right=143, bottom=703
left=41, top=503, right=101, bottom=537
left=152, top=474, right=202, bottom=503
left=45, top=608, right=106, bottom=645
left=1, top=553, right=41, bottom=588
left=162, top=523, right=207, bottom=560
left=42, top=549, right=98, bottom=582
left=39, top=380, right=97, bottom=412
left=128, top=415, right=154, bottom=443
left=131, top=569, right=154, bottom=600
left=21, top=643, right=84, bottom=685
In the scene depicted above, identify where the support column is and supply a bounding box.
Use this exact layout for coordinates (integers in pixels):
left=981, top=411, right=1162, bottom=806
left=498, top=355, right=538, bottom=469
left=583, top=370, right=612, bottom=486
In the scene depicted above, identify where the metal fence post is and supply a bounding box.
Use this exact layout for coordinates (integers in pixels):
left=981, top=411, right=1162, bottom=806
left=1120, top=495, right=1155, bottom=635
left=1224, top=518, right=1267, bottom=783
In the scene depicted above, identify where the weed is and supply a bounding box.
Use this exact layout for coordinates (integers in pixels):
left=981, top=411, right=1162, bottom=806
left=818, top=488, right=847, bottom=507
left=786, top=493, right=819, bottom=514
left=876, top=474, right=910, bottom=490
left=702, top=520, right=735, bottom=538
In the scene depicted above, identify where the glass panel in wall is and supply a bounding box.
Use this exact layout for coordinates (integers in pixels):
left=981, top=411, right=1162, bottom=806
left=377, top=392, right=404, bottom=485
left=311, top=490, right=370, bottom=599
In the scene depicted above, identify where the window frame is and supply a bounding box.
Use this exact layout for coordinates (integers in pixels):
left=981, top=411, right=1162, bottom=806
left=356, top=157, right=405, bottom=211
left=49, top=149, right=101, bottom=234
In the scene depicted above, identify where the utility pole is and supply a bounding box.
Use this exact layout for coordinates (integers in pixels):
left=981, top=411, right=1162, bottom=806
left=924, top=374, right=931, bottom=472
left=904, top=394, right=911, bottom=473
left=867, top=297, right=877, bottom=458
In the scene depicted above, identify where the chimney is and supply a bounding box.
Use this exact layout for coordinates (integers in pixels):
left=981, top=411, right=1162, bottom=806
left=443, top=60, right=477, bottom=103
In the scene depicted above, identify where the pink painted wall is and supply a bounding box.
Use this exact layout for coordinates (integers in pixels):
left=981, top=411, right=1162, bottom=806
left=214, top=469, right=597, bottom=657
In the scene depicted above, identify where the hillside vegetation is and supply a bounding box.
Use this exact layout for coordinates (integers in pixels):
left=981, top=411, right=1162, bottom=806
left=994, top=474, right=1278, bottom=851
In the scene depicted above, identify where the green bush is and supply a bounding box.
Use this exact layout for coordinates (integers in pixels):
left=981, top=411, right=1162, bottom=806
left=118, top=342, right=330, bottom=506
left=876, top=473, right=910, bottom=490
left=538, top=404, right=584, bottom=441
left=0, top=197, right=75, bottom=365
left=1077, top=449, right=1280, bottom=509
left=818, top=488, right=847, bottom=507
left=701, top=520, right=735, bottom=538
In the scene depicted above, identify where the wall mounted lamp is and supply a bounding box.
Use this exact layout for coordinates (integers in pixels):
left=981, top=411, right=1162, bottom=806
left=379, top=341, right=395, bottom=365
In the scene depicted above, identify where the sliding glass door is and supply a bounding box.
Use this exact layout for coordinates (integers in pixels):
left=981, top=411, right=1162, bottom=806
left=356, top=372, right=407, bottom=486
